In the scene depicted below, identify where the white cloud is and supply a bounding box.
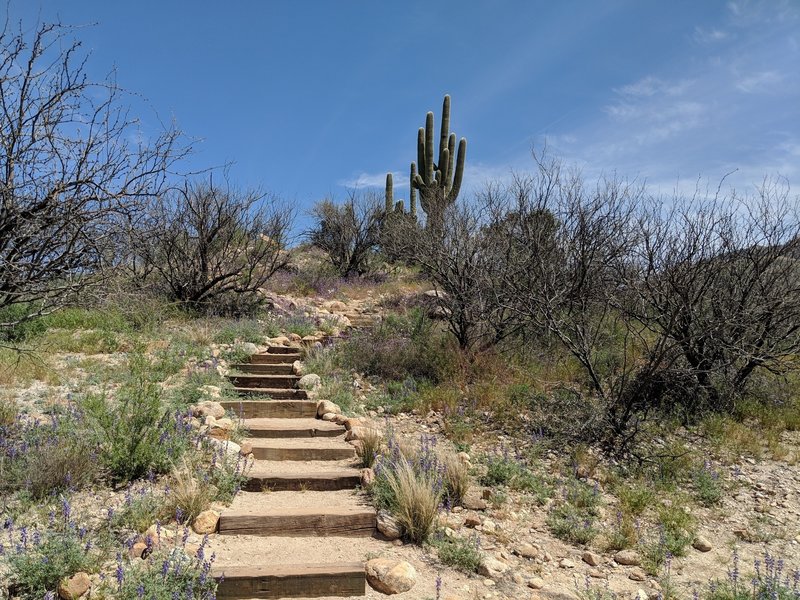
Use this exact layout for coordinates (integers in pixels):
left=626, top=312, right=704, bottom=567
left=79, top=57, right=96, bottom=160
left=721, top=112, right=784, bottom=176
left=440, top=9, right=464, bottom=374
left=735, top=70, right=783, bottom=93
left=694, top=26, right=730, bottom=43
left=338, top=170, right=407, bottom=190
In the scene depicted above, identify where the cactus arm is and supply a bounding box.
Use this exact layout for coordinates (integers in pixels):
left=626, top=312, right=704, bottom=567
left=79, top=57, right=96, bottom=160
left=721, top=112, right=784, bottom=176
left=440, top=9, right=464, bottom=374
left=438, top=94, right=451, bottom=169
left=440, top=147, right=450, bottom=188
left=385, top=172, right=393, bottom=212
left=409, top=162, right=418, bottom=218
left=424, top=112, right=435, bottom=184
left=446, top=137, right=467, bottom=204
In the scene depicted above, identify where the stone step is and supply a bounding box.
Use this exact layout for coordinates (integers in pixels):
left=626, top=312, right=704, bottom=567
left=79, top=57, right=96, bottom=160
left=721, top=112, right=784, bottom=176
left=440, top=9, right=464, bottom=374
left=219, top=492, right=376, bottom=537
left=227, top=373, right=299, bottom=389
left=244, top=461, right=362, bottom=492
left=244, top=417, right=344, bottom=438
left=222, top=400, right=317, bottom=419
left=214, top=562, right=364, bottom=599
left=249, top=353, right=303, bottom=365
left=266, top=346, right=304, bottom=355
left=247, top=438, right=355, bottom=461
left=233, top=388, right=309, bottom=400
left=230, top=362, right=294, bottom=375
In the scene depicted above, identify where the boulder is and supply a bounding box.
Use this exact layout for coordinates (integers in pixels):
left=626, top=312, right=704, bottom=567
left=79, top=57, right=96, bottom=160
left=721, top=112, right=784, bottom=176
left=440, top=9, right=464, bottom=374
left=192, top=510, right=220, bottom=534
left=582, top=551, right=601, bottom=566
left=192, top=400, right=225, bottom=419
left=317, top=400, right=341, bottom=418
left=376, top=510, right=402, bottom=540
left=235, top=342, right=259, bottom=355
left=321, top=412, right=338, bottom=422
left=478, top=556, right=508, bottom=579
left=298, top=374, right=322, bottom=391
left=365, top=558, right=417, bottom=595
left=58, top=572, right=91, bottom=599
left=614, top=549, right=641, bottom=566
left=693, top=536, right=712, bottom=552
left=292, top=360, right=304, bottom=375
left=239, top=441, right=253, bottom=456
left=129, top=541, right=148, bottom=559
left=515, top=543, right=539, bottom=559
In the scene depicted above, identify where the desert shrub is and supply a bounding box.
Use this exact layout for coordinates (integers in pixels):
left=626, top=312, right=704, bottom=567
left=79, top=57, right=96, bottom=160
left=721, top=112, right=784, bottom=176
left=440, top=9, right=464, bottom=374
left=480, top=451, right=552, bottom=503
left=371, top=434, right=444, bottom=544
left=704, top=549, right=800, bottom=600
left=201, top=440, right=251, bottom=502
left=430, top=532, right=482, bottom=573
left=641, top=503, right=696, bottom=574
left=109, top=486, right=170, bottom=533
left=547, top=478, right=602, bottom=545
left=336, top=310, right=457, bottom=384
left=5, top=503, right=97, bottom=599
left=111, top=539, right=217, bottom=600
left=318, top=379, right=357, bottom=415
left=80, top=354, right=193, bottom=484
left=213, top=319, right=266, bottom=344
left=0, top=410, right=101, bottom=499
left=356, top=428, right=383, bottom=468
left=171, top=363, right=234, bottom=406
left=692, top=461, right=723, bottom=506
left=617, top=481, right=655, bottom=517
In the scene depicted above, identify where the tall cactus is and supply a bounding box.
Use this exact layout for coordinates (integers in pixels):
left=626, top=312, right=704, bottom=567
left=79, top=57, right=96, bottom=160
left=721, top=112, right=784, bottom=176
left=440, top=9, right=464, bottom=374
left=385, top=173, right=394, bottom=212
left=411, top=94, right=466, bottom=231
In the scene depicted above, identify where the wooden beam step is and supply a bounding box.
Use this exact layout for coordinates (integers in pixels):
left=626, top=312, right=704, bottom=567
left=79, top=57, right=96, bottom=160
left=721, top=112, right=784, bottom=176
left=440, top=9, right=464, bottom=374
left=230, top=362, right=294, bottom=375
left=227, top=374, right=299, bottom=389
left=249, top=353, right=303, bottom=365
left=221, top=400, right=317, bottom=419
left=247, top=438, right=355, bottom=461
left=233, top=388, right=309, bottom=400
left=244, top=468, right=362, bottom=492
left=214, top=562, right=364, bottom=599
left=266, top=346, right=304, bottom=355
left=219, top=507, right=376, bottom=537
left=244, top=418, right=344, bottom=438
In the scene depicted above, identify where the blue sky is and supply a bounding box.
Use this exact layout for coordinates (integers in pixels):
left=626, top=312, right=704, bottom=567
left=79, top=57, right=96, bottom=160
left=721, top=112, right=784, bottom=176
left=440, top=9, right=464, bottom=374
left=10, top=1, right=800, bottom=220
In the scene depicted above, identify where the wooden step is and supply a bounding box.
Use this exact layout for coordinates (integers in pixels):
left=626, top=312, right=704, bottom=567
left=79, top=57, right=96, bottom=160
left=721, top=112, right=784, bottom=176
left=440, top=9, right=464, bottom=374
left=214, top=562, right=364, bottom=599
left=233, top=388, right=309, bottom=400
left=227, top=374, right=299, bottom=389
left=249, top=353, right=303, bottom=365
left=219, top=507, right=376, bottom=537
left=230, top=362, right=294, bottom=375
left=244, top=418, right=344, bottom=438
left=222, top=400, right=317, bottom=419
left=245, top=466, right=362, bottom=492
left=267, top=346, right=304, bottom=355
left=248, top=438, right=355, bottom=461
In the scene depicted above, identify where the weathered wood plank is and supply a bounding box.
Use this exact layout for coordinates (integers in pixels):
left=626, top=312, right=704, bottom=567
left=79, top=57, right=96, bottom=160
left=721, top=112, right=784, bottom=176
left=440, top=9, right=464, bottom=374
left=244, top=471, right=362, bottom=492
left=266, top=346, right=304, bottom=355
left=214, top=563, right=365, bottom=599
left=244, top=418, right=344, bottom=438
left=249, top=353, right=303, bottom=365
left=218, top=508, right=376, bottom=537
left=248, top=440, right=355, bottom=461
left=227, top=374, right=299, bottom=389
left=229, top=363, right=294, bottom=375
left=233, top=387, right=309, bottom=400
left=221, top=400, right=317, bottom=419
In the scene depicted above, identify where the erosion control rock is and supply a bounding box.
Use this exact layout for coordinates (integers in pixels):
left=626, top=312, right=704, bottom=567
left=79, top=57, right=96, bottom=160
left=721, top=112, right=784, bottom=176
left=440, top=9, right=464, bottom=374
left=365, top=558, right=417, bottom=594
left=58, top=571, right=90, bottom=599
left=298, top=373, right=322, bottom=391
left=376, top=510, right=402, bottom=540
left=193, top=509, right=220, bottom=534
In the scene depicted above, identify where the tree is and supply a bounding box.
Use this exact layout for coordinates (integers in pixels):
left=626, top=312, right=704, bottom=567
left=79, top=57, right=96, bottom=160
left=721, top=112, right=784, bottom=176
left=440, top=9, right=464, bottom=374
left=0, top=19, right=185, bottom=337
left=130, top=179, right=293, bottom=315
left=308, top=192, right=386, bottom=277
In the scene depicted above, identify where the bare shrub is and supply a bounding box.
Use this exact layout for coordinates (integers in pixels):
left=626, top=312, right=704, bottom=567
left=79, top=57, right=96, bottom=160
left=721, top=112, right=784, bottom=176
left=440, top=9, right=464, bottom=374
left=0, top=20, right=186, bottom=338
left=131, top=179, right=293, bottom=315
left=307, top=192, right=386, bottom=277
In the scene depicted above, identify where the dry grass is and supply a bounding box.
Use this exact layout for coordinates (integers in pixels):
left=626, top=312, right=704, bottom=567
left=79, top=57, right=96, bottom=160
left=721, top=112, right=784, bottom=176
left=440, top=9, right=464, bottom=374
left=438, top=450, right=469, bottom=506
left=0, top=349, right=59, bottom=386
left=382, top=459, right=441, bottom=543
left=356, top=427, right=383, bottom=468
left=165, top=459, right=214, bottom=524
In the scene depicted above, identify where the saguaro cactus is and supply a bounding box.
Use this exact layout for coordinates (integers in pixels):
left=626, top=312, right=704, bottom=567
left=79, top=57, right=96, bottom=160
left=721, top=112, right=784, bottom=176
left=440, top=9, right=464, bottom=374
left=411, top=95, right=467, bottom=231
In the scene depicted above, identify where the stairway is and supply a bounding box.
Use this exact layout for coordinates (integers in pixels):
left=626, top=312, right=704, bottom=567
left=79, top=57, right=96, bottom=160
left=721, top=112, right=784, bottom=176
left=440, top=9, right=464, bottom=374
left=212, top=346, right=376, bottom=599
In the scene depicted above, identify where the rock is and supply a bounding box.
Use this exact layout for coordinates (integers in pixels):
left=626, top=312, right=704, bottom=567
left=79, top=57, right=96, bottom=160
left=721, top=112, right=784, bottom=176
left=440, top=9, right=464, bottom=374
left=345, top=426, right=380, bottom=442
left=515, top=543, right=539, bottom=559
left=236, top=342, right=258, bottom=355
left=478, top=556, right=508, bottom=579
left=361, top=467, right=375, bottom=487
left=693, top=536, right=712, bottom=552
left=198, top=385, right=222, bottom=399
left=377, top=510, right=402, bottom=540
left=365, top=558, right=417, bottom=594
left=192, top=510, right=219, bottom=534
left=332, top=414, right=349, bottom=426
left=317, top=400, right=341, bottom=417
left=321, top=412, right=338, bottom=422
left=298, top=374, right=322, bottom=391
left=145, top=524, right=174, bottom=547
left=628, top=568, right=647, bottom=582
left=582, top=551, right=601, bottom=566
left=301, top=335, right=319, bottom=344
left=288, top=333, right=301, bottom=342
left=292, top=360, right=304, bottom=375
left=343, top=417, right=364, bottom=431
left=559, top=558, right=576, bottom=569
left=528, top=577, right=545, bottom=589
left=58, top=571, right=91, bottom=599
left=270, top=336, right=290, bottom=346
left=462, top=490, right=488, bottom=511
left=465, top=514, right=481, bottom=528
left=239, top=441, right=253, bottom=456
left=324, top=300, right=347, bottom=312
left=614, top=549, right=641, bottom=566
left=129, top=541, right=148, bottom=559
